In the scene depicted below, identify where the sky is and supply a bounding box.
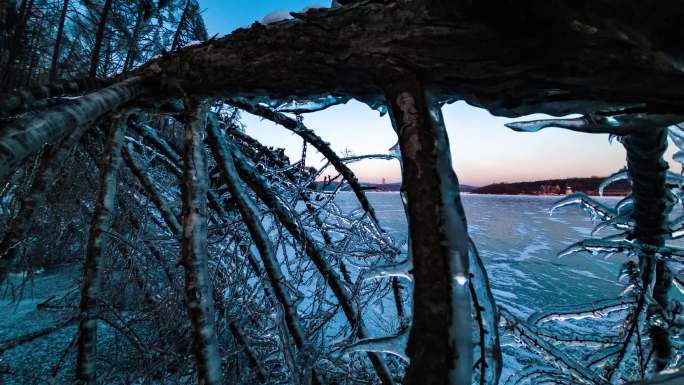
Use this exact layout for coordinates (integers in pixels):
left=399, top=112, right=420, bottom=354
left=198, top=0, right=678, bottom=186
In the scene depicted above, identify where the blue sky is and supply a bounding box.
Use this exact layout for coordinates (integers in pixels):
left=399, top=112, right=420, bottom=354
left=198, top=1, right=677, bottom=186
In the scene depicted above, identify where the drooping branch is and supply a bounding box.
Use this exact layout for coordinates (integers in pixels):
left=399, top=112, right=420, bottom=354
left=121, top=144, right=182, bottom=235
left=384, top=72, right=472, bottom=385
left=0, top=122, right=87, bottom=282
left=228, top=99, right=382, bottom=228
left=206, top=117, right=325, bottom=385
left=76, top=113, right=126, bottom=384
left=227, top=140, right=396, bottom=385
left=0, top=76, right=144, bottom=181
left=179, top=98, right=223, bottom=385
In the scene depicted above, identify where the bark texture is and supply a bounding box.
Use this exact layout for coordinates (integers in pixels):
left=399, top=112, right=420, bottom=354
left=0, top=76, right=143, bottom=181
left=385, top=72, right=472, bottom=385
left=76, top=113, right=126, bottom=384
left=128, top=0, right=684, bottom=117
left=623, top=127, right=672, bottom=371
left=180, top=98, right=223, bottom=385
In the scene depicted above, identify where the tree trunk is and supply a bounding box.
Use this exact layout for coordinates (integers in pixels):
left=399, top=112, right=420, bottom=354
left=180, top=97, right=223, bottom=385
left=623, top=127, right=672, bottom=370
left=48, top=0, right=69, bottom=81
left=384, top=72, right=472, bottom=385
left=76, top=113, right=126, bottom=384
left=88, top=0, right=112, bottom=78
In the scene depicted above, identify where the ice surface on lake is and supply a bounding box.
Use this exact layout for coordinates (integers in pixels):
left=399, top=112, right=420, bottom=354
left=334, top=192, right=636, bottom=378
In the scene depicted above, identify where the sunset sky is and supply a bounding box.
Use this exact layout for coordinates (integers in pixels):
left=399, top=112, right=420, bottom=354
left=199, top=0, right=678, bottom=186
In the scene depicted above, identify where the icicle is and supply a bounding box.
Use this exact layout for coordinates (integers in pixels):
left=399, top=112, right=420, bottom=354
left=557, top=239, right=637, bottom=258
left=505, top=116, right=591, bottom=133
left=598, top=169, right=628, bottom=196
left=616, top=195, right=635, bottom=216
left=275, top=95, right=351, bottom=114
left=673, top=276, right=684, bottom=295
left=591, top=216, right=633, bottom=236
left=550, top=192, right=614, bottom=221
left=668, top=124, right=684, bottom=150
left=674, top=150, right=684, bottom=165
left=507, top=112, right=684, bottom=136
left=362, top=259, right=413, bottom=281
left=342, top=326, right=410, bottom=362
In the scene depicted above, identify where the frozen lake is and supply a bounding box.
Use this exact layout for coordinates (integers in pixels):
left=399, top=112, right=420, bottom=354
left=335, top=191, right=628, bottom=318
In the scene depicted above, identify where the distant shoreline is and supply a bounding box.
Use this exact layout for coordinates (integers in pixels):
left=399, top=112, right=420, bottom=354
left=319, top=176, right=630, bottom=196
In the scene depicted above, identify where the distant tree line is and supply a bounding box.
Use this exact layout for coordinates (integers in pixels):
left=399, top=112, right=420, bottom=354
left=0, top=0, right=207, bottom=90
left=472, top=177, right=631, bottom=195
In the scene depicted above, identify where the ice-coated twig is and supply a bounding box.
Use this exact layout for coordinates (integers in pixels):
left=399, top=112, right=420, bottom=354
left=228, top=99, right=383, bottom=230
left=551, top=192, right=615, bottom=221
left=616, top=195, right=635, bottom=216
left=559, top=238, right=684, bottom=262
left=504, top=366, right=576, bottom=385
left=557, top=239, right=636, bottom=258
left=128, top=119, right=228, bottom=220
left=361, top=258, right=413, bottom=282
left=500, top=307, right=609, bottom=385
left=206, top=115, right=325, bottom=385
left=528, top=297, right=637, bottom=326
left=668, top=124, right=684, bottom=151
left=591, top=216, right=633, bottom=237
left=227, top=319, right=268, bottom=383
left=122, top=145, right=182, bottom=235
left=228, top=141, right=396, bottom=385
left=626, top=369, right=684, bottom=385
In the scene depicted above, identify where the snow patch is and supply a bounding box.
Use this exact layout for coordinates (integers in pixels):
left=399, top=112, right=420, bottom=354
left=261, top=10, right=292, bottom=24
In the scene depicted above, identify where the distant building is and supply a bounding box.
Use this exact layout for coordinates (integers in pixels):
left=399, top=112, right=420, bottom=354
left=565, top=185, right=573, bottom=194
left=382, top=178, right=386, bottom=185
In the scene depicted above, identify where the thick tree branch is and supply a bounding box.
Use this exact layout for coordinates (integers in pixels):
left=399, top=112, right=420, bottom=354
left=179, top=98, right=223, bottom=385
left=0, top=76, right=144, bottom=181
left=76, top=113, right=126, bottom=384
